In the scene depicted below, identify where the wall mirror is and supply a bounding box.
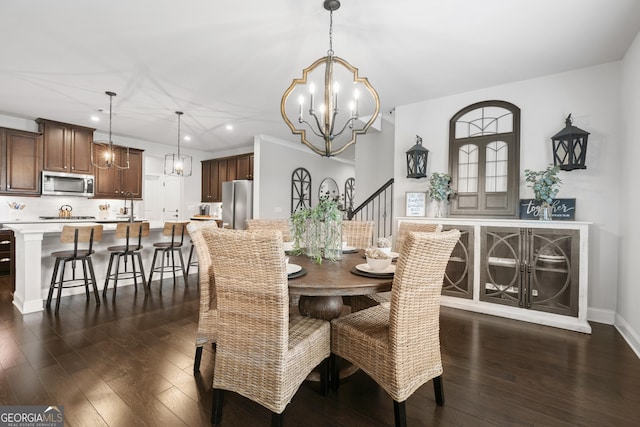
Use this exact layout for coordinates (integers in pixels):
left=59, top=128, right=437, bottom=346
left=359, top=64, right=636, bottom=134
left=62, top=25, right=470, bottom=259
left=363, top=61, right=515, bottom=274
left=319, top=177, right=339, bottom=200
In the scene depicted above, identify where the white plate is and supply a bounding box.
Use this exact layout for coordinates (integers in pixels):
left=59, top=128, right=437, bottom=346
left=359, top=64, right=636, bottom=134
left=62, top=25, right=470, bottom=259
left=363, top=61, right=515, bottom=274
left=287, top=263, right=302, bottom=274
left=283, top=241, right=294, bottom=251
left=355, top=263, right=396, bottom=275
left=342, top=246, right=357, bottom=253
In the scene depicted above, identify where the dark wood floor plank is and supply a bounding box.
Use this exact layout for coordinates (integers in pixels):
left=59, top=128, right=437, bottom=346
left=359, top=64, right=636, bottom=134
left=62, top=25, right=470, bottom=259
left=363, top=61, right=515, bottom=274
left=70, top=367, right=147, bottom=426
left=1, top=275, right=639, bottom=426
left=108, top=375, right=188, bottom=427
left=36, top=363, right=108, bottom=427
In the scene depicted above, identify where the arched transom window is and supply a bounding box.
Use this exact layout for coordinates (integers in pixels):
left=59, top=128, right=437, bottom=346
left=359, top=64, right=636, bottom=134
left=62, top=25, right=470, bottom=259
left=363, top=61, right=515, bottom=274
left=448, top=101, right=520, bottom=217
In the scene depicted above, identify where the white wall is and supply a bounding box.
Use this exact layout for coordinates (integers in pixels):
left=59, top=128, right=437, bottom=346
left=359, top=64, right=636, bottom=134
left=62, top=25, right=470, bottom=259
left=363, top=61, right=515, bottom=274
left=354, top=116, right=395, bottom=206
left=393, top=62, right=622, bottom=325
left=618, top=32, right=640, bottom=356
left=254, top=135, right=355, bottom=219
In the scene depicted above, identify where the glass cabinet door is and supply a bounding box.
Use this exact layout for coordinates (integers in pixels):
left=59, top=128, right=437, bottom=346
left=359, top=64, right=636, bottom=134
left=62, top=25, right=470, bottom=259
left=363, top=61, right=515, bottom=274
left=480, top=227, right=523, bottom=307
left=527, top=229, right=579, bottom=316
left=480, top=226, right=580, bottom=317
left=442, top=225, right=474, bottom=299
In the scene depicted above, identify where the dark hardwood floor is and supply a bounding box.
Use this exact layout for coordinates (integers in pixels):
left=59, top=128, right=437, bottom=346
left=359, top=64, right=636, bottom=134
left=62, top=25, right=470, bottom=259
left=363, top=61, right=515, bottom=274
left=1, top=274, right=639, bottom=426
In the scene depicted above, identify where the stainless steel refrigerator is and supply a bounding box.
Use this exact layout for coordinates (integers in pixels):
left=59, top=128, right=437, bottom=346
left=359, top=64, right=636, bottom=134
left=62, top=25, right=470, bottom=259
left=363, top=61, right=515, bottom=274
left=222, top=180, right=253, bottom=229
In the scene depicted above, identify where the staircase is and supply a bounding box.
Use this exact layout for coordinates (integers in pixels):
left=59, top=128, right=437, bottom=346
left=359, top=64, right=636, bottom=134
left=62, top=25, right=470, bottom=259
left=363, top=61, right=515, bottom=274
left=347, top=178, right=394, bottom=243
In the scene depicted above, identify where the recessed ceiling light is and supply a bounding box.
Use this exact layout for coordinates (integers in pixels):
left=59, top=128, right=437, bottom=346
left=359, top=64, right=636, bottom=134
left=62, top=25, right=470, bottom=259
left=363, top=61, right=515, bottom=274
left=90, top=115, right=100, bottom=122
left=226, top=124, right=233, bottom=131
left=184, top=136, right=191, bottom=142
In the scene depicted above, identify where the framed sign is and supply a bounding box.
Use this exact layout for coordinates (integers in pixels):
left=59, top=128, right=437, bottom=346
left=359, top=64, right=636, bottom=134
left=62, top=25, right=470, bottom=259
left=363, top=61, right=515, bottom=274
left=405, top=192, right=427, bottom=217
left=519, top=198, right=576, bottom=220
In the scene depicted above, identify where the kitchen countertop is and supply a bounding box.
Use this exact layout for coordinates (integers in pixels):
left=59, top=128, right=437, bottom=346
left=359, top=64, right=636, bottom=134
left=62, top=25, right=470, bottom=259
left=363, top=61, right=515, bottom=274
left=6, top=220, right=165, bottom=234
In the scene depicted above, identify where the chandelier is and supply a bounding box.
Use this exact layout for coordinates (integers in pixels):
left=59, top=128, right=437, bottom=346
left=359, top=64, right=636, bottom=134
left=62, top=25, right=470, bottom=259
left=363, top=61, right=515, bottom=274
left=91, top=91, right=130, bottom=170
left=164, top=111, right=192, bottom=176
left=281, top=0, right=380, bottom=157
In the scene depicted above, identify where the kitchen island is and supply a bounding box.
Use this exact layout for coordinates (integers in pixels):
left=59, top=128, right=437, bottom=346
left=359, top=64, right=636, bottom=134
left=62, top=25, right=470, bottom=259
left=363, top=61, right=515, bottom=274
left=6, top=220, right=189, bottom=314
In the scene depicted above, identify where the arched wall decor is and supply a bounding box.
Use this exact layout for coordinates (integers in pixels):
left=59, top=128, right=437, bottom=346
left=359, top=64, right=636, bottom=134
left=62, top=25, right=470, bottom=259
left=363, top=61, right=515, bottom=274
left=291, top=167, right=312, bottom=213
left=344, top=177, right=355, bottom=212
left=448, top=100, right=521, bottom=217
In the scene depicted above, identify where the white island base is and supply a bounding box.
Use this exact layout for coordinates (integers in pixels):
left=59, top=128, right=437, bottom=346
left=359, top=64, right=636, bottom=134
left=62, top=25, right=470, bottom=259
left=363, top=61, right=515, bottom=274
left=8, top=221, right=191, bottom=314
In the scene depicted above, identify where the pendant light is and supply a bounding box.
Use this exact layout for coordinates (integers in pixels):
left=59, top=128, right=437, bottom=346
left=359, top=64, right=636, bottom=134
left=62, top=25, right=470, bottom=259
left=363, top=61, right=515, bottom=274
left=280, top=0, right=380, bottom=157
left=90, top=91, right=130, bottom=170
left=164, top=111, right=192, bottom=177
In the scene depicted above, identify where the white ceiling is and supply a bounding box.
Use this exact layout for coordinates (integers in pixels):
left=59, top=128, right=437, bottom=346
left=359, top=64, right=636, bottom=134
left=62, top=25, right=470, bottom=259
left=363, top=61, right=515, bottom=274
left=1, top=0, right=639, bottom=157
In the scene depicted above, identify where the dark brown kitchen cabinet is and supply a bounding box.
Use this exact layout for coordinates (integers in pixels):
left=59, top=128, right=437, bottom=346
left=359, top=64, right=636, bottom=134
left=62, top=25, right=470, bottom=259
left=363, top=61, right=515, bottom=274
left=36, top=118, right=94, bottom=174
left=201, top=153, right=254, bottom=202
left=236, top=153, right=254, bottom=180
left=0, top=229, right=14, bottom=279
left=0, top=127, right=43, bottom=196
left=93, top=147, right=143, bottom=199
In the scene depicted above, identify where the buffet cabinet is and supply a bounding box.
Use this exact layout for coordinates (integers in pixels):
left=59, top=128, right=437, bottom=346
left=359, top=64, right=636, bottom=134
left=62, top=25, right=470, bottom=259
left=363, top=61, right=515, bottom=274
left=397, top=218, right=590, bottom=333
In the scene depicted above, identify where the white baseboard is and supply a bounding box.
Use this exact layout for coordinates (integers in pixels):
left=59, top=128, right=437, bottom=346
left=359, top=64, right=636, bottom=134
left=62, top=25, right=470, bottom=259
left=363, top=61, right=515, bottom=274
left=587, top=306, right=615, bottom=324
left=614, top=314, right=640, bottom=359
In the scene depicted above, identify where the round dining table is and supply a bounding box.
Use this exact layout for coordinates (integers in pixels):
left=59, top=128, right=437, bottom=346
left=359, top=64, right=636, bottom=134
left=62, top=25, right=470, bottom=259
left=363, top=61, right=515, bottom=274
left=287, top=250, right=393, bottom=321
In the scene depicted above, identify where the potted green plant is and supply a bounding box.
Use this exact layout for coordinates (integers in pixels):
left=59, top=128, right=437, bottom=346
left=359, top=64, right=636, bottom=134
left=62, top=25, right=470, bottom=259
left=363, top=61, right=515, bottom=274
left=427, top=172, right=456, bottom=217
left=291, top=196, right=343, bottom=264
left=524, top=165, right=562, bottom=220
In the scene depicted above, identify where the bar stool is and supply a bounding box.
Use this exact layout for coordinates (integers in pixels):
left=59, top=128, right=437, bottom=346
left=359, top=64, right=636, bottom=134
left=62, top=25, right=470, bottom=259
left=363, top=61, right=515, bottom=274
left=185, top=220, right=219, bottom=276
left=103, top=222, right=150, bottom=301
left=46, top=225, right=103, bottom=314
left=148, top=221, right=189, bottom=289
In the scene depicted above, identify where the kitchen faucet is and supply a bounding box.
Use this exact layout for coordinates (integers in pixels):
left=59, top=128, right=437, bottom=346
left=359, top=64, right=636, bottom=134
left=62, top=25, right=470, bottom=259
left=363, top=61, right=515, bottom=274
left=124, top=192, right=134, bottom=222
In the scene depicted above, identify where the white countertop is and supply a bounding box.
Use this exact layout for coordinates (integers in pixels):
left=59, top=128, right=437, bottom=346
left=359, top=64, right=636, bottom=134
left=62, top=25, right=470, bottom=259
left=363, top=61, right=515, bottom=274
left=6, top=220, right=166, bottom=234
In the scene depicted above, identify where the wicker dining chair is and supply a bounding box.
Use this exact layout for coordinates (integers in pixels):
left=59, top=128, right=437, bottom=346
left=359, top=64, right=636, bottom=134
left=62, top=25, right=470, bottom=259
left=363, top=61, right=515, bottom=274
left=204, top=228, right=330, bottom=427
left=186, top=221, right=219, bottom=374
left=331, top=229, right=460, bottom=427
left=392, top=222, right=443, bottom=252
left=246, top=218, right=292, bottom=242
left=350, top=222, right=444, bottom=312
left=341, top=220, right=374, bottom=249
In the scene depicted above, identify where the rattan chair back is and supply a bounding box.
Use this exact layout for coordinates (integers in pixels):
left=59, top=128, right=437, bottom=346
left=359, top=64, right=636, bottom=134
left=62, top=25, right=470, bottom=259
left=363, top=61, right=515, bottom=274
left=246, top=219, right=292, bottom=241
left=392, top=222, right=442, bottom=252
left=341, top=220, right=374, bottom=249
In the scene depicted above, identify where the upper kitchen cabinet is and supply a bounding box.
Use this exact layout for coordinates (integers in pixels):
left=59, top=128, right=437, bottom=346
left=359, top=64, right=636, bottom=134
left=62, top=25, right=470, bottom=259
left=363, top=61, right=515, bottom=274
left=201, top=153, right=254, bottom=202
left=36, top=119, right=94, bottom=174
left=236, top=153, right=254, bottom=180
left=94, top=147, right=143, bottom=199
left=0, top=127, right=43, bottom=196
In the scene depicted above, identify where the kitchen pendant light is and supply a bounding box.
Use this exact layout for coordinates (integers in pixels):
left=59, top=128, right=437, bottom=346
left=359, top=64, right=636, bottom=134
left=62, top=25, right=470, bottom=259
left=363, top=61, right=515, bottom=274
left=90, top=91, right=130, bottom=170
left=280, top=0, right=380, bottom=157
left=164, top=111, right=192, bottom=177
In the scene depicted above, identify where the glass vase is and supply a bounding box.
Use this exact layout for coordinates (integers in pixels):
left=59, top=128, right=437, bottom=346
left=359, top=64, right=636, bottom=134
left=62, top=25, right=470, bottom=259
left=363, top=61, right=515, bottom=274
left=323, top=218, right=343, bottom=261
left=433, top=200, right=447, bottom=218
left=304, top=218, right=323, bottom=261
left=539, top=201, right=552, bottom=221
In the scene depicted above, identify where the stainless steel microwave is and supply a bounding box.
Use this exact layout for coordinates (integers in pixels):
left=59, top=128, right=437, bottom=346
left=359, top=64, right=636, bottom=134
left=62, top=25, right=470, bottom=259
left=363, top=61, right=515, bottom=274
left=41, top=171, right=95, bottom=197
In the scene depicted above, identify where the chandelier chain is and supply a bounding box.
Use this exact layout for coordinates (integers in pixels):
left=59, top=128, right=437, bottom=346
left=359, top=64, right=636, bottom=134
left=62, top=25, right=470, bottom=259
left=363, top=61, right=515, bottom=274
left=327, top=10, right=334, bottom=56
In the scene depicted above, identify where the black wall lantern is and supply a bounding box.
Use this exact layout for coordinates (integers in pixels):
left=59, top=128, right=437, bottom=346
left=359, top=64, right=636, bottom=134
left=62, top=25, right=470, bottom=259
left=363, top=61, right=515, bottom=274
left=551, top=114, right=590, bottom=171
left=406, top=135, right=429, bottom=178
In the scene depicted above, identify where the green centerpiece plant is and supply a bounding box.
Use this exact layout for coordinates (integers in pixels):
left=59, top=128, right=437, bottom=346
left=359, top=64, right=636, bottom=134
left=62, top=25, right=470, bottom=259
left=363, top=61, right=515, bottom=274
left=524, top=165, right=562, bottom=220
left=427, top=172, right=456, bottom=217
left=290, top=195, right=343, bottom=263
